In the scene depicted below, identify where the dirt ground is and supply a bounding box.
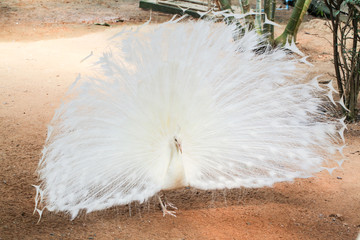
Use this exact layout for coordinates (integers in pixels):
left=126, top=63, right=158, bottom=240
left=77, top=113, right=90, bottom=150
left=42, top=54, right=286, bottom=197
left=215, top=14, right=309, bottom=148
left=0, top=0, right=360, bottom=239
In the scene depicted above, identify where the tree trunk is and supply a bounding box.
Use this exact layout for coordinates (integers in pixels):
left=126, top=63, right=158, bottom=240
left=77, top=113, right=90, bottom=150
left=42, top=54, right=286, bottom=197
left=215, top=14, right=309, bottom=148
left=255, top=0, right=262, bottom=34
left=275, top=0, right=306, bottom=45
left=218, top=0, right=233, bottom=11
left=325, top=0, right=359, bottom=121
left=264, top=0, right=276, bottom=42
left=346, top=9, right=359, bottom=120
left=324, top=0, right=344, bottom=98
left=293, top=0, right=312, bottom=38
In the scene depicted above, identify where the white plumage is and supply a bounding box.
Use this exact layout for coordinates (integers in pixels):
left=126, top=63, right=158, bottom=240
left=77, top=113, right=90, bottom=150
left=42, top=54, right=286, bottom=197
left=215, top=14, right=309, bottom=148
left=34, top=19, right=344, bottom=220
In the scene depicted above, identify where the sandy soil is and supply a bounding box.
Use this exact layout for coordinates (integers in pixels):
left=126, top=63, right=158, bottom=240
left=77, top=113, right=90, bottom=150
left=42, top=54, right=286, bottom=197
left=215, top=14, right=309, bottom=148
left=0, top=1, right=360, bottom=239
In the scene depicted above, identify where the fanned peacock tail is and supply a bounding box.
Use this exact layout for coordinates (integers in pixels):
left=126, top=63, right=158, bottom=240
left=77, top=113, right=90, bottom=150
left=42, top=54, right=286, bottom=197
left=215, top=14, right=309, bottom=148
left=33, top=19, right=345, bottom=220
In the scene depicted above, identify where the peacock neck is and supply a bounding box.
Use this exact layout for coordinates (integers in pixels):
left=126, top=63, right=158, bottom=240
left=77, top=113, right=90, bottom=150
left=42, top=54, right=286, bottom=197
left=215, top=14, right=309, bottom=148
left=161, top=143, right=186, bottom=190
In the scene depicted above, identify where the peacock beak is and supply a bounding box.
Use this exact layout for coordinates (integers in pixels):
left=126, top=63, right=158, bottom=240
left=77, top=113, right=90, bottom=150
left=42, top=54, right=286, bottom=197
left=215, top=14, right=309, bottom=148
left=174, top=140, right=182, bottom=154
left=176, top=142, right=182, bottom=154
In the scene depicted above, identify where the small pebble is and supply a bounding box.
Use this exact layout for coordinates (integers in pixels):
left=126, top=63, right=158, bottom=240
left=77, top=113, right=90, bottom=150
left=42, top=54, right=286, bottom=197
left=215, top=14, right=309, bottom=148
left=337, top=214, right=345, bottom=221
left=329, top=213, right=344, bottom=221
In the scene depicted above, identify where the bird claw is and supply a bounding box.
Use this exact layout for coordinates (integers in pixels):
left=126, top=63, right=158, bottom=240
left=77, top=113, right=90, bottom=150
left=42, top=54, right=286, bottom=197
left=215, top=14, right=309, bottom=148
left=157, top=194, right=177, bottom=217
left=162, top=209, right=177, bottom=217
left=165, top=202, right=178, bottom=210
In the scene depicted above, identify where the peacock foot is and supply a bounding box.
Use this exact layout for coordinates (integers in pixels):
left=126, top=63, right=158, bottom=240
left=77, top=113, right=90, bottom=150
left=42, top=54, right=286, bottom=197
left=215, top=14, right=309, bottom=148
left=165, top=201, right=178, bottom=210
left=157, top=194, right=177, bottom=217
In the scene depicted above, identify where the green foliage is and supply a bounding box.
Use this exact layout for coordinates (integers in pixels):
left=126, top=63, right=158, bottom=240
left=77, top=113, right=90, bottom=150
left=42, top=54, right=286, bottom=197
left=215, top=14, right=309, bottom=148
left=344, top=0, right=360, bottom=5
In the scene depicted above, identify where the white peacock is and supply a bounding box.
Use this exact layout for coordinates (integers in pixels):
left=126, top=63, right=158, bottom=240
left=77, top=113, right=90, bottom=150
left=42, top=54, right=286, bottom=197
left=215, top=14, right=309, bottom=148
left=33, top=19, right=345, bottom=220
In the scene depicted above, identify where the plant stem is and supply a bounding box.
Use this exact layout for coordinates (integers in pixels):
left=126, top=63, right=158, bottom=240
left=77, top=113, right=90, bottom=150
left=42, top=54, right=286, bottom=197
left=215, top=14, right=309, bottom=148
left=255, top=0, right=263, bottom=34
left=275, top=0, right=306, bottom=45
left=325, top=0, right=345, bottom=99
left=218, top=0, right=233, bottom=11
left=293, top=0, right=312, bottom=38
left=264, top=0, right=276, bottom=42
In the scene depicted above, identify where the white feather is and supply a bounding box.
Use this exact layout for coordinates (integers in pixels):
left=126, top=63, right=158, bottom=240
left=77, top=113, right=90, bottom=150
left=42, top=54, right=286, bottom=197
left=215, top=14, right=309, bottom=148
left=338, top=96, right=350, bottom=112
left=35, top=20, right=344, bottom=219
left=263, top=13, right=280, bottom=27
left=284, top=37, right=305, bottom=56
left=299, top=56, right=313, bottom=66
left=336, top=159, right=345, bottom=168
left=196, top=9, right=213, bottom=19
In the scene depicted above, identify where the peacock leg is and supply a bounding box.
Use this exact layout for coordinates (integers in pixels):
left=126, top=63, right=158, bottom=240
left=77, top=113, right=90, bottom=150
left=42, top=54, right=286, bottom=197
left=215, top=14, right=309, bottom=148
left=157, top=194, right=177, bottom=217
left=164, top=195, right=178, bottom=210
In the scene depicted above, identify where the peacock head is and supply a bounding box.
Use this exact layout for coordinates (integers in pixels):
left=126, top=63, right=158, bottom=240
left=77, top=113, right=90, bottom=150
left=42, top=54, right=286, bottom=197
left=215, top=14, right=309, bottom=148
left=174, top=136, right=182, bottom=154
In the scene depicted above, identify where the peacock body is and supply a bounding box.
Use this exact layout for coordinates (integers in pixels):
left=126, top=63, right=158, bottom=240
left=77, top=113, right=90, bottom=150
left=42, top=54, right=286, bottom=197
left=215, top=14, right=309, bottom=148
left=34, top=19, right=345, bottom=220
